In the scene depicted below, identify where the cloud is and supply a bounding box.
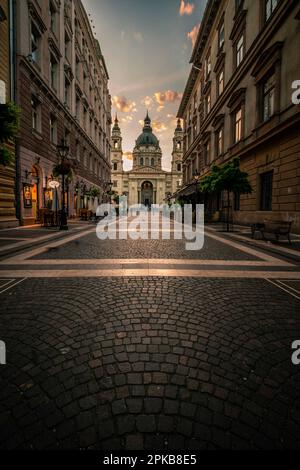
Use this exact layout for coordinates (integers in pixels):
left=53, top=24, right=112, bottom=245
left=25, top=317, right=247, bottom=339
left=133, top=32, right=144, bottom=43
left=154, top=90, right=183, bottom=107
left=123, top=151, right=133, bottom=161
left=141, top=96, right=154, bottom=109
left=121, top=115, right=133, bottom=123
left=187, top=23, right=200, bottom=47
left=179, top=0, right=195, bottom=16
left=152, top=121, right=168, bottom=133
left=112, top=96, right=137, bottom=113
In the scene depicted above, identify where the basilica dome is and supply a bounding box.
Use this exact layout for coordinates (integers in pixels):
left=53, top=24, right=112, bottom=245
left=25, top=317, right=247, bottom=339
left=136, top=112, right=159, bottom=147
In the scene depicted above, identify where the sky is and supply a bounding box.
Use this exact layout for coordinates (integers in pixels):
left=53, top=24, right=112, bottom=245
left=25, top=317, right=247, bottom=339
left=82, top=0, right=207, bottom=170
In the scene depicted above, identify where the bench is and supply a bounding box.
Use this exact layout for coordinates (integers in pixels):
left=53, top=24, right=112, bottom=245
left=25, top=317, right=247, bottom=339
left=251, top=220, right=293, bottom=245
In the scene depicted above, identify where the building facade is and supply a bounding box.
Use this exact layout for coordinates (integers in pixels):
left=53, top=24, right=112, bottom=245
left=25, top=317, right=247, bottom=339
left=111, top=113, right=183, bottom=206
left=0, top=0, right=18, bottom=228
left=178, top=0, right=300, bottom=232
left=15, top=0, right=111, bottom=225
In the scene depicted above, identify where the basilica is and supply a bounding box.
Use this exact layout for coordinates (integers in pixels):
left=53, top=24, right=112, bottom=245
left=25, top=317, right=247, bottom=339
left=110, top=113, right=183, bottom=206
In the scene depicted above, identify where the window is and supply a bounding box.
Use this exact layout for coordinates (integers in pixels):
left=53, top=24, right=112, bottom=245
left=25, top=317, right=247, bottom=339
left=76, top=140, right=80, bottom=161
left=204, top=140, right=211, bottom=166
left=217, top=69, right=224, bottom=97
left=113, top=181, right=118, bottom=188
left=64, top=76, right=71, bottom=107
left=235, top=0, right=244, bottom=12
left=234, top=108, right=243, bottom=143
left=260, top=171, right=273, bottom=211
left=265, top=0, right=279, bottom=22
left=236, top=33, right=244, bottom=68
left=113, top=163, right=118, bottom=171
left=64, top=128, right=70, bottom=147
left=205, top=50, right=211, bottom=80
left=76, top=95, right=81, bottom=121
left=176, top=141, right=181, bottom=150
left=218, top=20, right=225, bottom=52
left=31, top=95, right=41, bottom=132
left=216, top=128, right=224, bottom=157
left=50, top=54, right=58, bottom=90
left=151, top=158, right=155, bottom=166
left=65, top=31, right=71, bottom=62
left=140, top=158, right=144, bottom=166
left=31, top=22, right=41, bottom=64
left=177, top=163, right=182, bottom=172
left=262, top=74, right=275, bottom=121
left=205, top=92, right=211, bottom=116
left=50, top=114, right=57, bottom=144
left=49, top=2, right=57, bottom=34
left=114, top=141, right=118, bottom=149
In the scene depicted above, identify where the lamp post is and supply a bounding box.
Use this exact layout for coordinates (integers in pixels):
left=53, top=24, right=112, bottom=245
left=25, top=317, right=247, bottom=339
left=107, top=180, right=113, bottom=204
left=57, top=139, right=70, bottom=231
left=193, top=169, right=201, bottom=206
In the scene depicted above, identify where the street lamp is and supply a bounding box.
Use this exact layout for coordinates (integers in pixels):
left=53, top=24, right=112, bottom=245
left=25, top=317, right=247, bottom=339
left=107, top=180, right=113, bottom=204
left=193, top=169, right=201, bottom=205
left=57, top=139, right=70, bottom=231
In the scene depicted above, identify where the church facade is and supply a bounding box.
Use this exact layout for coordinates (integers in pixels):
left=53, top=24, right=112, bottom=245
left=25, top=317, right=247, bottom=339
left=111, top=113, right=183, bottom=207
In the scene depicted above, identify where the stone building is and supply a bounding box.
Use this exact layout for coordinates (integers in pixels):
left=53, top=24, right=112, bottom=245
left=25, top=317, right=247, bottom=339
left=111, top=113, right=183, bottom=206
left=0, top=0, right=18, bottom=228
left=15, top=0, right=111, bottom=225
left=178, top=0, right=300, bottom=232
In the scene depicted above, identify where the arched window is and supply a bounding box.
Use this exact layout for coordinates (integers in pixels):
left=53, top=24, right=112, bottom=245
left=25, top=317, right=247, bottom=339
left=140, top=158, right=144, bottom=166
left=151, top=158, right=155, bottom=166
left=114, top=141, right=118, bottom=149
left=177, top=142, right=181, bottom=150
left=113, top=163, right=118, bottom=171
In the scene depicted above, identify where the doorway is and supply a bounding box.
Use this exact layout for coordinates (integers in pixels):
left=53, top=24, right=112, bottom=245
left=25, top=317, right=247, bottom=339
left=141, top=181, right=153, bottom=208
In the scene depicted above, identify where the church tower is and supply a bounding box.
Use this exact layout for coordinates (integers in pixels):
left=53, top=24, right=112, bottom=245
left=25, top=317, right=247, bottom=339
left=111, top=115, right=123, bottom=173
left=171, top=119, right=183, bottom=174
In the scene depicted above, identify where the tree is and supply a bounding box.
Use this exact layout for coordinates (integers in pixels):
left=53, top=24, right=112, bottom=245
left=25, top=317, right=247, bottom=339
left=200, top=157, right=252, bottom=231
left=0, top=102, right=20, bottom=166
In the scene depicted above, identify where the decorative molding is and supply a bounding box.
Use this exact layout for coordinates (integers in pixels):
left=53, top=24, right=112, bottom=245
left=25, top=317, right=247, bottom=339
left=28, top=1, right=47, bottom=33
left=251, top=41, right=284, bottom=82
left=230, top=9, right=247, bottom=42
left=227, top=87, right=246, bottom=110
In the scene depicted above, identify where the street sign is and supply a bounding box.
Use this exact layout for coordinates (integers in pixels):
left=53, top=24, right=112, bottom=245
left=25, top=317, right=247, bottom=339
left=49, top=180, right=60, bottom=189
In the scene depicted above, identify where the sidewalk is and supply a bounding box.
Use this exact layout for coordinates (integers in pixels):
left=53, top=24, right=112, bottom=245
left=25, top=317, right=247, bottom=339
left=0, top=220, right=94, bottom=259
left=206, top=223, right=300, bottom=261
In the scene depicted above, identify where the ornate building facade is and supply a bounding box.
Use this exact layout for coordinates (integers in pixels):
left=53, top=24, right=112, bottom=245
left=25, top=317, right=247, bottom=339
left=111, top=113, right=183, bottom=206
left=0, top=0, right=18, bottom=228
left=15, top=0, right=111, bottom=225
left=178, top=0, right=300, bottom=232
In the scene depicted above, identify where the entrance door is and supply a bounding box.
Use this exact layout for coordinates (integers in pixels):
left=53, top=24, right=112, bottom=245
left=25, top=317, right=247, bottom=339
left=141, top=181, right=153, bottom=208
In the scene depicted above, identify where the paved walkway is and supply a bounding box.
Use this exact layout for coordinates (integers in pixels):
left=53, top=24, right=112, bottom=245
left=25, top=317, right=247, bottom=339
left=0, top=218, right=300, bottom=449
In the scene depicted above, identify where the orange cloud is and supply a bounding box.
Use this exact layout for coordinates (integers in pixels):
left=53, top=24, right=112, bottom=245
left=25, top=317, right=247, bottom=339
left=154, top=90, right=183, bottom=107
left=123, top=151, right=133, bottom=161
left=141, top=96, right=154, bottom=109
left=152, top=121, right=168, bottom=133
left=179, top=0, right=195, bottom=16
left=187, top=23, right=200, bottom=47
left=112, top=96, right=137, bottom=113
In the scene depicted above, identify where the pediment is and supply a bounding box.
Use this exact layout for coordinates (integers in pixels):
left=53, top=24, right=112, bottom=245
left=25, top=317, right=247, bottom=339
left=129, top=165, right=168, bottom=175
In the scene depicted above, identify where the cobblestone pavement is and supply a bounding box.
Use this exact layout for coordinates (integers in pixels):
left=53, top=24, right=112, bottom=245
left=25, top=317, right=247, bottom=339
left=0, top=225, right=300, bottom=450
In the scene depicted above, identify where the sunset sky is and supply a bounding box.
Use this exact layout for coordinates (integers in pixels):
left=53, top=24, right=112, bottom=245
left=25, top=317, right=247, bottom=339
left=82, top=0, right=207, bottom=170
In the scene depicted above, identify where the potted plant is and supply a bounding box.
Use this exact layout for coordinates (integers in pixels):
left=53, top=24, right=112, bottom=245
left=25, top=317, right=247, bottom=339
left=0, top=102, right=20, bottom=166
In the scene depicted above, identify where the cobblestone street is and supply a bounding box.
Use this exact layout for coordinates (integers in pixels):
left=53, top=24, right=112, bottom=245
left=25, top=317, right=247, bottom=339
left=0, top=221, right=300, bottom=450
